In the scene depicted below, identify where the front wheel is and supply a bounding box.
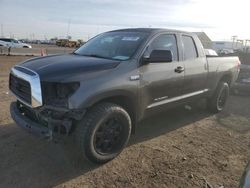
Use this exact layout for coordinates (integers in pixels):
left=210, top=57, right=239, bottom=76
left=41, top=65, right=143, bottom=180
left=75, top=102, right=131, bottom=164
left=207, top=82, right=229, bottom=113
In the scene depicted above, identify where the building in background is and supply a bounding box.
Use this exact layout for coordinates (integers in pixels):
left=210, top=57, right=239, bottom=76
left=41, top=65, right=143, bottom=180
left=212, top=41, right=244, bottom=52
left=193, top=32, right=212, bottom=49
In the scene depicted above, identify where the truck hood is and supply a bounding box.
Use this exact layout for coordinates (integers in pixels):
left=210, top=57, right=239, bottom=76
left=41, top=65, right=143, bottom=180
left=18, top=54, right=121, bottom=81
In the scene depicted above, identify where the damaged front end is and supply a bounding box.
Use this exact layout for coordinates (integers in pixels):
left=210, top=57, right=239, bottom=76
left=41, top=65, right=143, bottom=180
left=10, top=99, right=85, bottom=140
left=9, top=66, right=85, bottom=140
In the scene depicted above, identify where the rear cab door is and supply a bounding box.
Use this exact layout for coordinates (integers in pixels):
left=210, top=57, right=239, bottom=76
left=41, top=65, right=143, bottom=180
left=180, top=34, right=209, bottom=96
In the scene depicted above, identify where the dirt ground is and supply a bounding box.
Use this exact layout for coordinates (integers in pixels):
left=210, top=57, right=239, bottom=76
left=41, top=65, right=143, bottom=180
left=0, top=55, right=250, bottom=188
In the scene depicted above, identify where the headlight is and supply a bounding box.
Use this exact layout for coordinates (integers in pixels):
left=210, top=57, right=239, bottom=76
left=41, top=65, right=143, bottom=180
left=55, top=82, right=80, bottom=98
left=41, top=82, right=80, bottom=107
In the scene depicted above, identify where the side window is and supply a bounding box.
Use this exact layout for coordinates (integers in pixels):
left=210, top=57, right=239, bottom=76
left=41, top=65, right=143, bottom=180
left=182, top=35, right=198, bottom=60
left=150, top=34, right=178, bottom=61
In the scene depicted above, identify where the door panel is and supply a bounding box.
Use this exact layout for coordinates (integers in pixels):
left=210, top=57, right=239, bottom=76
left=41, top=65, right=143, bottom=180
left=139, top=62, right=184, bottom=112
left=181, top=35, right=208, bottom=94
left=138, top=34, right=184, bottom=119
left=183, top=57, right=208, bottom=94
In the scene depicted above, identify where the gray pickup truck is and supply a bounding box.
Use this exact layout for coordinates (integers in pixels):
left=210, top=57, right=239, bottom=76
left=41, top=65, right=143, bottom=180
left=9, top=28, right=240, bottom=163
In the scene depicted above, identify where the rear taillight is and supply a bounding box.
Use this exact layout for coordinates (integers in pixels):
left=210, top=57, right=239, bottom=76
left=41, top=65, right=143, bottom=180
left=238, top=60, right=241, bottom=67
left=237, top=60, right=241, bottom=71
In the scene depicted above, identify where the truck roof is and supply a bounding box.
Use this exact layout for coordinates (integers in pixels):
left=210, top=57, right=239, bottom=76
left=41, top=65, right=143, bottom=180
left=109, top=28, right=194, bottom=35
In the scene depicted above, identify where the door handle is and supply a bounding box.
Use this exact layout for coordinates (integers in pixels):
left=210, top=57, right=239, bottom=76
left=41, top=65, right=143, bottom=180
left=174, top=66, right=185, bottom=73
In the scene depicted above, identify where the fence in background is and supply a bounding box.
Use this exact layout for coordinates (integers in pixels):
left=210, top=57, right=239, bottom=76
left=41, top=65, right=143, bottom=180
left=0, top=46, right=74, bottom=56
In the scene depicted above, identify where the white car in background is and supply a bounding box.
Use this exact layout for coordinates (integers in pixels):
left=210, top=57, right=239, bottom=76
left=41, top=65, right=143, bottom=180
left=0, top=38, right=32, bottom=48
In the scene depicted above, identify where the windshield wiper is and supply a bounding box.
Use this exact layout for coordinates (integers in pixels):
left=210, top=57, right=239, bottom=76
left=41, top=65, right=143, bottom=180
left=73, top=53, right=114, bottom=60
left=87, top=54, right=111, bottom=59
left=78, top=53, right=112, bottom=60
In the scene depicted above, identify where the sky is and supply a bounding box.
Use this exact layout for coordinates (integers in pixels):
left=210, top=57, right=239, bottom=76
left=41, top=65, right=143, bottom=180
left=0, top=0, right=249, bottom=41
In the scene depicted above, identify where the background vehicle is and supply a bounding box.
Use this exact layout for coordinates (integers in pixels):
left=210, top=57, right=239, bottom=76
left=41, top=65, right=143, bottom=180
left=218, top=48, right=235, bottom=55
left=56, top=39, right=78, bottom=48
left=232, top=64, right=250, bottom=95
left=0, top=38, right=32, bottom=48
left=9, top=28, right=240, bottom=163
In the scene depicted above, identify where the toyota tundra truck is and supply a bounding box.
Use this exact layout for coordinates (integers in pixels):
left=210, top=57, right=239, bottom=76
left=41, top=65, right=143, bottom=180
left=9, top=28, right=240, bottom=163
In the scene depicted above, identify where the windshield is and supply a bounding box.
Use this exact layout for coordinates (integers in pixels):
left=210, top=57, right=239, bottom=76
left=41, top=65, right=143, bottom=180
left=74, top=31, right=148, bottom=61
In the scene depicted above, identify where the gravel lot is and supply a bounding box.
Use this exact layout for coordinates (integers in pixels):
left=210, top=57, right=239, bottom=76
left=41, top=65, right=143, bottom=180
left=0, top=55, right=250, bottom=188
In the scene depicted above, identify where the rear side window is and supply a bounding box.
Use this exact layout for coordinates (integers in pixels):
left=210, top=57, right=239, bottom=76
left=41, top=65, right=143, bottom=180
left=150, top=34, right=178, bottom=61
left=182, top=35, right=198, bottom=60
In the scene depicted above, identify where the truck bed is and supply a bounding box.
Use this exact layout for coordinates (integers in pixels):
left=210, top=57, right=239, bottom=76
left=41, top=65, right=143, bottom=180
left=206, top=56, right=240, bottom=92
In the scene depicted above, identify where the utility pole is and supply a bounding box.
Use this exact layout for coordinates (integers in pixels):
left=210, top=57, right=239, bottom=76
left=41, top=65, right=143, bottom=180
left=66, top=19, right=71, bottom=39
left=63, top=19, right=71, bottom=53
left=245, top=39, right=250, bottom=52
left=231, top=35, right=237, bottom=49
left=1, top=24, right=3, bottom=37
left=236, top=39, right=244, bottom=50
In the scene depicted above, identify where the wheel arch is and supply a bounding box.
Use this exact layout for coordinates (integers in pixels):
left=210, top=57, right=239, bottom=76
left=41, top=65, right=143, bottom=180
left=219, top=73, right=233, bottom=87
left=82, top=91, right=138, bottom=134
left=208, top=72, right=233, bottom=98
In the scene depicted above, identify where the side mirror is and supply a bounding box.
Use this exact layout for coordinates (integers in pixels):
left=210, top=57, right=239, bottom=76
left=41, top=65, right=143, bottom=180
left=142, top=50, right=173, bottom=64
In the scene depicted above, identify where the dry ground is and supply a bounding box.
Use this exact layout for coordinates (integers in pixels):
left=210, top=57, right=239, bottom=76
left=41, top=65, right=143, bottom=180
left=0, top=55, right=250, bottom=188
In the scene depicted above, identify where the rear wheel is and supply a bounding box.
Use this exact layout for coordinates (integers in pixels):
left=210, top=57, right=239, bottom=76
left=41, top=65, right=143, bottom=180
left=75, top=102, right=131, bottom=163
left=207, top=82, right=229, bottom=113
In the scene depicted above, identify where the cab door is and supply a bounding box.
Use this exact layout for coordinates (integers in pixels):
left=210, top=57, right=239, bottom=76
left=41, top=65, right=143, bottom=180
left=139, top=34, right=184, bottom=119
left=181, top=35, right=208, bottom=95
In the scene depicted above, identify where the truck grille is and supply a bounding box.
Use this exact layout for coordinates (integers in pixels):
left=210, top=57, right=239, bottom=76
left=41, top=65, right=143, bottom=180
left=9, top=73, right=31, bottom=104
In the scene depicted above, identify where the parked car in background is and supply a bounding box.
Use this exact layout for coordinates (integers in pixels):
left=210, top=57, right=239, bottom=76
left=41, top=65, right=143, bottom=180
left=204, top=49, right=218, bottom=57
left=218, top=49, right=235, bottom=55
left=232, top=64, right=250, bottom=95
left=0, top=38, right=32, bottom=48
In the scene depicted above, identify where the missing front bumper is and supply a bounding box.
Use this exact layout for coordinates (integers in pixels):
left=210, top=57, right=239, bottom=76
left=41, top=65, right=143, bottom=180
left=10, top=100, right=86, bottom=139
left=10, top=102, right=50, bottom=137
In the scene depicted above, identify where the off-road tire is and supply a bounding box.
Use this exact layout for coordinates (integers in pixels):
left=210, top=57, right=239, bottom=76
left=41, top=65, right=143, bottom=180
left=207, top=82, right=229, bottom=113
left=75, top=102, right=131, bottom=164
